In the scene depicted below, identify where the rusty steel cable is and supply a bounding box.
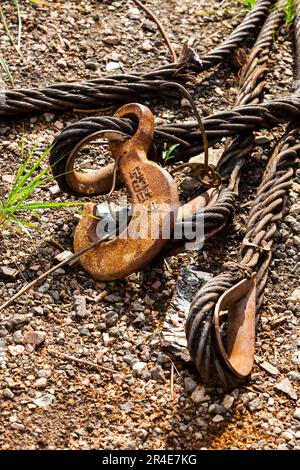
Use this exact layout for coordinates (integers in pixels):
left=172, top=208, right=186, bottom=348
left=240, top=128, right=300, bottom=307
left=191, top=0, right=274, bottom=71
left=50, top=95, right=300, bottom=193
left=218, top=0, right=285, bottom=181
left=180, top=1, right=286, bottom=252
left=185, top=126, right=300, bottom=388
left=0, top=0, right=273, bottom=117
left=236, top=0, right=285, bottom=106
left=184, top=5, right=300, bottom=387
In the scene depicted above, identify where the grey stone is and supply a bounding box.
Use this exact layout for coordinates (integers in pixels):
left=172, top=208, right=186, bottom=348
left=127, top=7, right=140, bottom=19
left=138, top=428, right=148, bottom=441
left=254, top=136, right=270, bottom=145
left=132, top=362, right=148, bottom=377
left=142, top=20, right=156, bottom=32
left=49, top=184, right=61, bottom=196
left=8, top=345, right=24, bottom=356
left=131, top=302, right=144, bottom=312
left=104, top=312, right=118, bottom=328
left=0, top=266, right=18, bottom=280
left=120, top=402, right=133, bottom=413
left=288, top=371, right=300, bottom=382
left=248, top=397, right=262, bottom=412
left=181, top=176, right=200, bottom=193
left=208, top=403, right=227, bottom=416
left=80, top=328, right=90, bottom=336
left=123, top=354, right=137, bottom=366
left=74, top=295, right=89, bottom=318
left=191, top=386, right=206, bottom=404
left=184, top=377, right=197, bottom=393
left=277, top=444, right=289, bottom=450
left=33, top=306, right=44, bottom=316
left=292, top=351, right=300, bottom=365
left=282, top=431, right=294, bottom=441
left=151, top=366, right=165, bottom=383
left=290, top=288, right=300, bottom=301
left=275, top=378, right=297, bottom=400
left=37, top=369, right=51, bottom=379
left=37, top=283, right=50, bottom=294
left=1, top=314, right=32, bottom=331
left=85, top=61, right=97, bottom=71
left=54, top=250, right=78, bottom=266
left=3, top=388, right=14, bottom=399
left=10, top=422, right=25, bottom=431
left=13, top=331, right=23, bottom=343
left=57, top=58, right=67, bottom=69
left=196, top=418, right=206, bottom=428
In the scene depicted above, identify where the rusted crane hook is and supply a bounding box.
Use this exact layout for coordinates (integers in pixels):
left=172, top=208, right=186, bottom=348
left=73, top=103, right=179, bottom=281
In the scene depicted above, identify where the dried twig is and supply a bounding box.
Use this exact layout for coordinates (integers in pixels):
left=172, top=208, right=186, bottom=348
left=48, top=349, right=116, bottom=373
left=0, top=234, right=109, bottom=312
left=132, top=0, right=178, bottom=63
left=170, top=361, right=174, bottom=399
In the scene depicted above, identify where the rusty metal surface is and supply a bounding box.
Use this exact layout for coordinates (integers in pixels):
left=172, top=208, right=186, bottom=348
left=50, top=96, right=300, bottom=194
left=73, top=103, right=179, bottom=281
left=65, top=130, right=127, bottom=195
left=47, top=0, right=297, bottom=388
left=213, top=274, right=256, bottom=379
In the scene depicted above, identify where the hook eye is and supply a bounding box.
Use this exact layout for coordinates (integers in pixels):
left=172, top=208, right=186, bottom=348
left=112, top=103, right=155, bottom=155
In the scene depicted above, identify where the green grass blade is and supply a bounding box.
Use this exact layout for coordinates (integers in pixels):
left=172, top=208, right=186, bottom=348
left=18, top=201, right=86, bottom=211
left=284, top=0, right=296, bottom=25
left=8, top=146, right=52, bottom=204
left=0, top=55, right=14, bottom=86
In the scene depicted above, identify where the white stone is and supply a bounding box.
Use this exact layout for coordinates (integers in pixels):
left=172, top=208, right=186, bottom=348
left=275, top=378, right=297, bottom=400
left=132, top=361, right=147, bottom=377
left=8, top=345, right=24, bottom=356
left=223, top=395, right=234, bottom=409
left=212, top=415, right=224, bottom=423
left=290, top=288, right=300, bottom=301
left=106, top=61, right=122, bottom=72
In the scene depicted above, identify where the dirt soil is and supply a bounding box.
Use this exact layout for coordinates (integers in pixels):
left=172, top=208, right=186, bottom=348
left=0, top=0, right=299, bottom=450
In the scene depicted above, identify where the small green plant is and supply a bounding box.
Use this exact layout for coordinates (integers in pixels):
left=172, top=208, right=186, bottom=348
left=284, top=0, right=296, bottom=25
left=0, top=56, right=14, bottom=86
left=107, top=281, right=117, bottom=290
left=0, top=140, right=84, bottom=233
left=240, top=0, right=257, bottom=12
left=162, top=143, right=180, bottom=164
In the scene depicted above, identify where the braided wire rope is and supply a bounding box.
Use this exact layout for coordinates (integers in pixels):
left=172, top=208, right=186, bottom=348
left=47, top=0, right=296, bottom=387
left=0, top=0, right=273, bottom=117
left=50, top=96, right=300, bottom=191
left=185, top=2, right=300, bottom=387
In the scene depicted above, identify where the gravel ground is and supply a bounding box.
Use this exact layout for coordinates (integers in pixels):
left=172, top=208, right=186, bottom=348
left=0, top=0, right=299, bottom=450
